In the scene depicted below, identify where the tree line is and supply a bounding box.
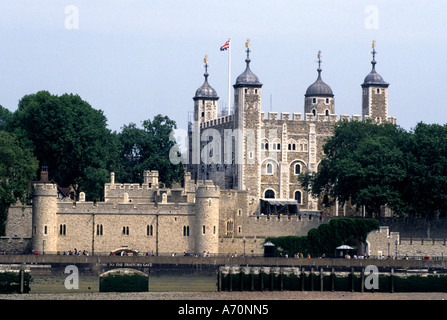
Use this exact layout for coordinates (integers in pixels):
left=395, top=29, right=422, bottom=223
left=0, top=91, right=183, bottom=234
left=300, top=120, right=447, bottom=218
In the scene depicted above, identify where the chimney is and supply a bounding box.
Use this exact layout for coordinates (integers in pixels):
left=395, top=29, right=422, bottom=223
left=40, top=166, right=49, bottom=182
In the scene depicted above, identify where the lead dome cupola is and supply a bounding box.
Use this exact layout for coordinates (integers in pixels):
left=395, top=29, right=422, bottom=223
left=194, top=56, right=219, bottom=100
left=305, top=51, right=333, bottom=98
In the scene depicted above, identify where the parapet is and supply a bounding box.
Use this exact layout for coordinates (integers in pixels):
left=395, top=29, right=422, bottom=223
left=260, top=111, right=368, bottom=123
left=200, top=115, right=234, bottom=129
left=195, top=180, right=220, bottom=198
left=32, top=183, right=58, bottom=196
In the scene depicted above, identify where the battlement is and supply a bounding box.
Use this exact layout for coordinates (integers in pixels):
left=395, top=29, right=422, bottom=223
left=195, top=180, right=220, bottom=198
left=260, top=111, right=371, bottom=123
left=57, top=200, right=194, bottom=215
left=200, top=114, right=234, bottom=129
left=32, top=183, right=58, bottom=196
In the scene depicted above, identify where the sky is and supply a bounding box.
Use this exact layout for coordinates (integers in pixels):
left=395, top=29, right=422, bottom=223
left=0, top=0, right=446, bottom=134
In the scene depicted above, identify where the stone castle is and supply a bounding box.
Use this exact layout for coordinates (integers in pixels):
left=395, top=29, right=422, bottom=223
left=7, top=41, right=445, bottom=259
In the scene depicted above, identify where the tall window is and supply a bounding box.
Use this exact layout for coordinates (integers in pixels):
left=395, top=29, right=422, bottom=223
left=294, top=163, right=301, bottom=175
left=183, top=226, right=189, bottom=237
left=295, top=191, right=302, bottom=204
left=147, top=225, right=153, bottom=236
left=266, top=163, right=273, bottom=174
left=96, top=224, right=103, bottom=236
left=59, top=224, right=66, bottom=235
left=122, top=226, right=129, bottom=235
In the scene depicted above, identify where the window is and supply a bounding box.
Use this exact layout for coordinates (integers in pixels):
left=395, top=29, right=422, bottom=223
left=377, top=88, right=381, bottom=94
left=123, top=226, right=129, bottom=235
left=96, top=224, right=103, bottom=236
left=59, top=224, right=66, bottom=235
left=325, top=109, right=329, bottom=116
left=294, top=163, right=301, bottom=175
left=147, top=225, right=153, bottom=236
left=266, top=163, right=273, bottom=174
left=213, top=226, right=216, bottom=234
left=312, top=98, right=316, bottom=104
left=44, top=226, right=47, bottom=235
left=202, top=225, right=206, bottom=234
left=325, top=98, right=329, bottom=104
left=294, top=191, right=302, bottom=204
left=183, top=226, right=189, bottom=237
left=312, top=109, right=316, bottom=116
left=264, top=189, right=275, bottom=199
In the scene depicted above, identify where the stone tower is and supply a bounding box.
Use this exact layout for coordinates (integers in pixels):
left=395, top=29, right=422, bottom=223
left=189, top=56, right=220, bottom=181
left=194, top=181, right=220, bottom=254
left=193, top=55, right=219, bottom=124
left=304, top=50, right=335, bottom=118
left=32, top=178, right=58, bottom=254
left=232, top=39, right=263, bottom=200
left=361, top=41, right=389, bottom=123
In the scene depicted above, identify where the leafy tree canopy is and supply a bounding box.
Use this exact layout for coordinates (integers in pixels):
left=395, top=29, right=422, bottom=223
left=266, top=218, right=379, bottom=256
left=0, top=131, right=38, bottom=235
left=115, top=114, right=184, bottom=187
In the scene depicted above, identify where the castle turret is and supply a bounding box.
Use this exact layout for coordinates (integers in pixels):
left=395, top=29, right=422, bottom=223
left=194, top=181, right=220, bottom=255
left=232, top=39, right=262, bottom=199
left=193, top=55, right=219, bottom=123
left=32, top=181, right=58, bottom=254
left=361, top=41, right=390, bottom=123
left=304, top=50, right=335, bottom=118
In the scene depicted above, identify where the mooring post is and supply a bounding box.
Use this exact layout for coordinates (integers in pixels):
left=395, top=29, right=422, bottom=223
left=239, top=271, right=243, bottom=291
left=269, top=270, right=274, bottom=291
left=229, top=272, right=232, bottom=292
left=217, top=269, right=222, bottom=292
left=300, top=267, right=305, bottom=291
left=19, top=264, right=25, bottom=294
left=279, top=271, right=283, bottom=291
left=361, top=268, right=365, bottom=293
left=320, top=268, right=324, bottom=291
left=331, top=267, right=335, bottom=292
left=390, top=268, right=394, bottom=293
left=259, top=271, right=264, bottom=291
left=309, top=267, right=314, bottom=291
left=250, top=271, right=254, bottom=291
left=350, top=267, right=355, bottom=292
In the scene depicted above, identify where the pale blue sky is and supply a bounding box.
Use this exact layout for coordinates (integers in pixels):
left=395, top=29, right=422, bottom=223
left=0, top=1, right=446, bottom=132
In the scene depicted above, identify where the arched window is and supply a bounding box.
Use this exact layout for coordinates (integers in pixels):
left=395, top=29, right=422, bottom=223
left=265, top=189, right=275, bottom=199
left=312, top=109, right=316, bottom=116
left=294, top=191, right=302, bottom=204
left=266, top=163, right=273, bottom=174
left=294, top=163, right=301, bottom=175
left=325, top=109, right=329, bottom=116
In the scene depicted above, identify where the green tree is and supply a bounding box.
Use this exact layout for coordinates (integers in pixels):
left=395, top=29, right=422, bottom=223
left=0, top=131, right=38, bottom=235
left=301, top=120, right=408, bottom=217
left=266, top=218, right=379, bottom=256
left=10, top=91, right=117, bottom=201
left=0, top=105, right=13, bottom=132
left=116, top=114, right=184, bottom=187
left=400, top=123, right=447, bottom=218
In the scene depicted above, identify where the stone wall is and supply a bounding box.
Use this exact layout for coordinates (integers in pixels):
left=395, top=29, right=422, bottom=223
left=366, top=226, right=447, bottom=259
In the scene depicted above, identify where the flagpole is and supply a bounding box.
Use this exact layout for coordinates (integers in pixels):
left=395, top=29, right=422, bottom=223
left=228, top=37, right=231, bottom=115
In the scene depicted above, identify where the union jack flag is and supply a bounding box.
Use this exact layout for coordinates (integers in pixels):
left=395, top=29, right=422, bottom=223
left=220, top=39, right=230, bottom=51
